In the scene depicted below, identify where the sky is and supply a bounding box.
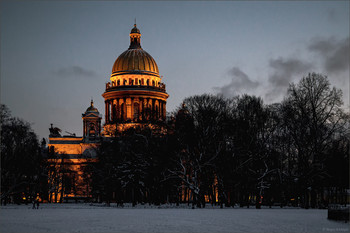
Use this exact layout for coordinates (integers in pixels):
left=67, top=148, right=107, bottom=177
left=1, top=1, right=349, bottom=140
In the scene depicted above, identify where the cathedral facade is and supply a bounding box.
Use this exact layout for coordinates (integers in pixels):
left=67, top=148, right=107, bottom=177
left=47, top=24, right=168, bottom=202
left=103, top=24, right=169, bottom=134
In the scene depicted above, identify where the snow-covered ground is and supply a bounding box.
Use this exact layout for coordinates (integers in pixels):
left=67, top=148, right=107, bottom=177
left=0, top=203, right=349, bottom=233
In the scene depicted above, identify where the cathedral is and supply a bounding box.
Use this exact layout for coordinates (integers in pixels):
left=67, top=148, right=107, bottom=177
left=47, top=24, right=169, bottom=202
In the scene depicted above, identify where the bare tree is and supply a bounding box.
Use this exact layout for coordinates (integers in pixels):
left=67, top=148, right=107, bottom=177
left=281, top=73, right=348, bottom=208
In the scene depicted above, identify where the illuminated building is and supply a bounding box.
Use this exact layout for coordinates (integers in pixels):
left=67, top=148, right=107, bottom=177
left=103, top=23, right=169, bottom=135
left=47, top=24, right=168, bottom=202
left=47, top=100, right=101, bottom=202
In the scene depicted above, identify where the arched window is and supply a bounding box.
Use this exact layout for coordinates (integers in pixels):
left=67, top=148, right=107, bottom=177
left=152, top=81, right=155, bottom=86
left=117, top=80, right=120, bottom=86
left=89, top=123, right=96, bottom=137
left=146, top=79, right=149, bottom=86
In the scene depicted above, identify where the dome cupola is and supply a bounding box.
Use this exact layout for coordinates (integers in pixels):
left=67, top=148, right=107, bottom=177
left=111, top=24, right=159, bottom=77
left=85, top=100, right=99, bottom=113
left=129, top=24, right=141, bottom=49
left=82, top=100, right=102, bottom=141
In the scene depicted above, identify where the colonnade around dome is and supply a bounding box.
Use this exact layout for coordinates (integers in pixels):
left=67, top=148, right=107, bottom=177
left=104, top=96, right=166, bottom=123
left=107, top=74, right=166, bottom=91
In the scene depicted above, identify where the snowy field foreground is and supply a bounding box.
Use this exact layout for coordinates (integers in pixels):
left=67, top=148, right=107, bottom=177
left=0, top=204, right=349, bottom=233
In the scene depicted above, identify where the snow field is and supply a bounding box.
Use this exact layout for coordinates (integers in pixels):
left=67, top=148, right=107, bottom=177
left=0, top=204, right=349, bottom=233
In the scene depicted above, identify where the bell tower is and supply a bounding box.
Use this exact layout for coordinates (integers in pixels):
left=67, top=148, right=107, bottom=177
left=82, top=100, right=102, bottom=141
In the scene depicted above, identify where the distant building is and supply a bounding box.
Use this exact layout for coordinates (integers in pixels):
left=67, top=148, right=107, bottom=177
left=47, top=24, right=169, bottom=202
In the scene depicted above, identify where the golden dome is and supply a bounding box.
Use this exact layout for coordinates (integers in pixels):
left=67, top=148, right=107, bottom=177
left=112, top=49, right=159, bottom=76
left=111, top=24, right=159, bottom=77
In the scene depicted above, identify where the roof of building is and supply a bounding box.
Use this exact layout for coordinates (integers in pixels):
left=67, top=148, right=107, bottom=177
left=111, top=24, right=159, bottom=76
left=85, top=100, right=99, bottom=113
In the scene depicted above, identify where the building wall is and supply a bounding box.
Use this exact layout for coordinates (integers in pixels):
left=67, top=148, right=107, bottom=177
left=49, top=137, right=83, bottom=156
left=47, top=137, right=99, bottom=202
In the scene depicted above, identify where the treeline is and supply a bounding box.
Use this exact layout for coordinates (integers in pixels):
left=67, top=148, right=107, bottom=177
left=0, top=105, right=47, bottom=205
left=1, top=73, right=349, bottom=208
left=89, top=73, right=349, bottom=208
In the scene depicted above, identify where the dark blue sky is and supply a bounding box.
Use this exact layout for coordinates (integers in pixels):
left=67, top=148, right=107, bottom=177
left=1, top=1, right=349, bottom=139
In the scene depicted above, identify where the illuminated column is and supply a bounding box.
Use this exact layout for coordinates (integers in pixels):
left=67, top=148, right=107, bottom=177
left=108, top=100, right=111, bottom=123
left=114, top=99, right=117, bottom=122
left=131, top=98, right=134, bottom=121
left=160, top=101, right=163, bottom=120
left=106, top=101, right=109, bottom=123
left=158, top=100, right=161, bottom=119
left=140, top=98, right=143, bottom=120
left=114, top=99, right=118, bottom=122
left=155, top=100, right=159, bottom=119
left=152, top=99, right=155, bottom=119
left=126, top=98, right=132, bottom=120
left=147, top=98, right=151, bottom=120
left=116, top=98, right=120, bottom=121
left=163, top=101, right=166, bottom=120
left=105, top=101, right=108, bottom=123
left=111, top=100, right=115, bottom=122
left=121, top=98, right=125, bottom=121
left=143, top=98, right=147, bottom=120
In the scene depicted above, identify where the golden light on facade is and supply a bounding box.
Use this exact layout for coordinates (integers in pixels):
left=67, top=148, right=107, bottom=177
left=47, top=23, right=169, bottom=202
left=102, top=23, right=169, bottom=135
left=47, top=102, right=101, bottom=203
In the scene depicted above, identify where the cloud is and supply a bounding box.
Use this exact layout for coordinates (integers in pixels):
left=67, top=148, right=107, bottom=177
left=268, top=57, right=313, bottom=87
left=308, top=37, right=349, bottom=74
left=214, top=36, right=349, bottom=106
left=265, top=57, right=313, bottom=102
left=214, top=67, right=259, bottom=97
left=53, top=66, right=97, bottom=78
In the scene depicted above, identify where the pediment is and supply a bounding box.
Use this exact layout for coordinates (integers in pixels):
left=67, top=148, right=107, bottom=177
left=83, top=112, right=100, bottom=118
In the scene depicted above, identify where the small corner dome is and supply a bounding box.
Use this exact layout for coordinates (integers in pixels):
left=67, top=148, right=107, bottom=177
left=86, top=100, right=99, bottom=113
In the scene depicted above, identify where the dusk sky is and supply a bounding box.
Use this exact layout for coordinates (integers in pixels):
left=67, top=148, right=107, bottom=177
left=1, top=1, right=349, bottom=140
